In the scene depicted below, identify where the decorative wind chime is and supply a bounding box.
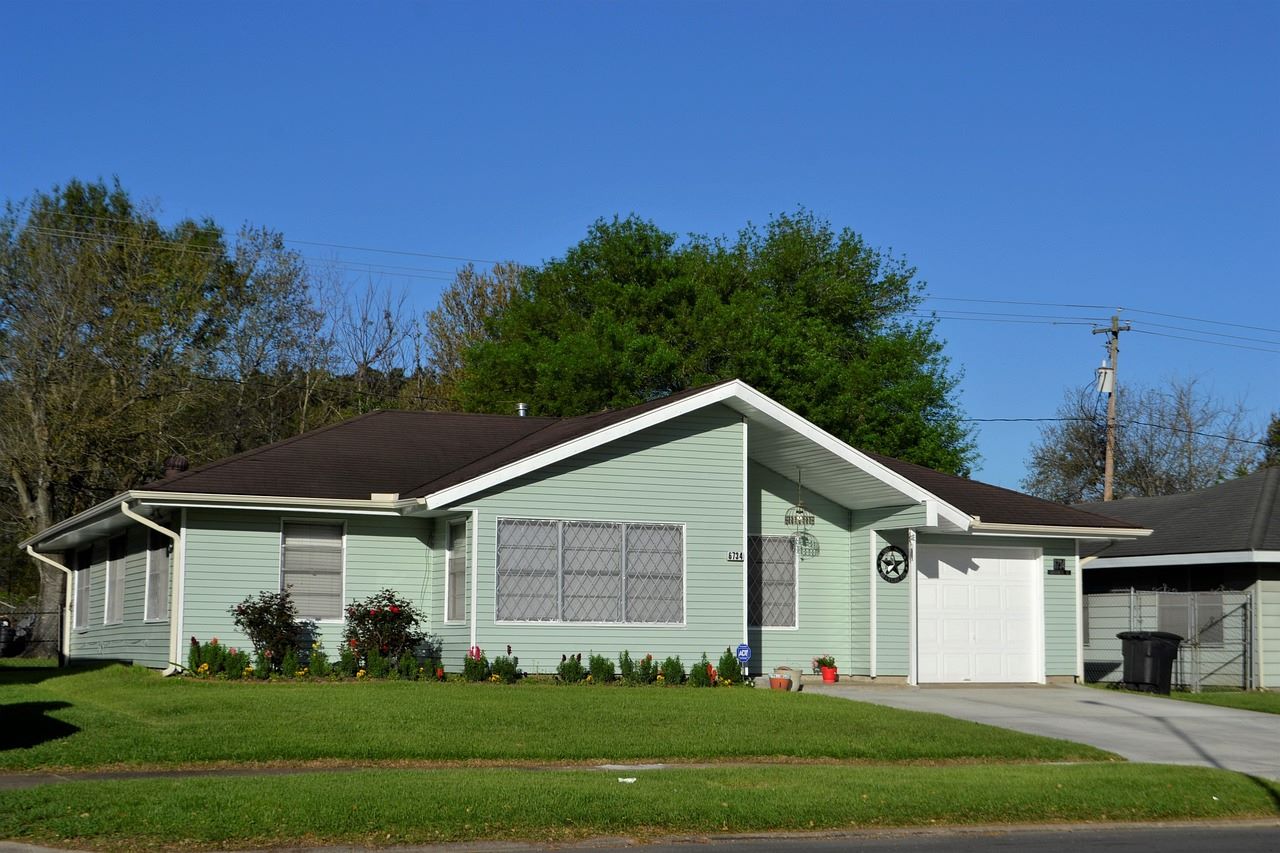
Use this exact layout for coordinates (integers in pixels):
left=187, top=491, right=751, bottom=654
left=784, top=470, right=820, bottom=558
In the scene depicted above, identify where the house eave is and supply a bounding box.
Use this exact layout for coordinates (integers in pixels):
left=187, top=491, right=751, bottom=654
left=968, top=520, right=1153, bottom=540
left=1085, top=549, right=1280, bottom=569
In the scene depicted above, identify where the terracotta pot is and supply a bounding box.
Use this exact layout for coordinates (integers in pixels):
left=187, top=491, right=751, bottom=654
left=820, top=665, right=837, bottom=683
left=769, top=675, right=792, bottom=691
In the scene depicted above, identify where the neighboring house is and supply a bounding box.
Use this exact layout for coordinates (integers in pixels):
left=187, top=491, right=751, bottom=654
left=1077, top=468, right=1280, bottom=689
left=22, top=380, right=1145, bottom=683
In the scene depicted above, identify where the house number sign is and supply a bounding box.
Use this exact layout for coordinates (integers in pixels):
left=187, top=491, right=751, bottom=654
left=727, top=550, right=744, bottom=562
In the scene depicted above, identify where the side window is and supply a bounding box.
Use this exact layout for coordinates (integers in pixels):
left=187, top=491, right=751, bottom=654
left=748, top=535, right=797, bottom=628
left=145, top=531, right=171, bottom=621
left=281, top=522, right=344, bottom=620
left=446, top=521, right=467, bottom=622
left=74, top=548, right=92, bottom=630
left=104, top=536, right=126, bottom=625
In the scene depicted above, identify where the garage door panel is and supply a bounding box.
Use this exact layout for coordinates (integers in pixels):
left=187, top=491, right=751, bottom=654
left=917, top=546, right=1040, bottom=684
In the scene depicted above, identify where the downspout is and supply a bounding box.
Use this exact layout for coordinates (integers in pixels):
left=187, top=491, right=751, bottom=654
left=907, top=528, right=917, bottom=686
left=120, top=501, right=184, bottom=676
left=25, top=547, right=72, bottom=667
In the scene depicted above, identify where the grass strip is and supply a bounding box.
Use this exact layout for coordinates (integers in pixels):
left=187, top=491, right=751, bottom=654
left=1165, top=690, right=1280, bottom=716
left=2, top=764, right=1276, bottom=850
left=1, top=664, right=1111, bottom=769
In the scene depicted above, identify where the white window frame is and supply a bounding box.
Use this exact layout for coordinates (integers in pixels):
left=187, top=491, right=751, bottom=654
left=104, top=535, right=126, bottom=625
left=445, top=519, right=468, bottom=624
left=748, top=534, right=800, bottom=631
left=278, top=518, right=347, bottom=622
left=494, top=515, right=687, bottom=627
left=73, top=547, right=92, bottom=631
left=144, top=530, right=170, bottom=623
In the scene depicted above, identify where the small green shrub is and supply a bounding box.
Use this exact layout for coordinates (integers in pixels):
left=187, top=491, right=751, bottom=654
left=397, top=649, right=418, bottom=680
left=230, top=590, right=304, bottom=671
left=280, top=648, right=301, bottom=679
left=557, top=653, right=585, bottom=683
left=490, top=654, right=520, bottom=684
left=337, top=644, right=358, bottom=678
left=717, top=648, right=742, bottom=686
left=366, top=647, right=390, bottom=679
left=463, top=646, right=489, bottom=682
left=659, top=655, right=685, bottom=686
left=308, top=643, right=330, bottom=678
left=588, top=653, right=615, bottom=684
left=688, top=653, right=714, bottom=687
left=618, top=650, right=635, bottom=683
left=254, top=649, right=270, bottom=680
left=224, top=648, right=250, bottom=680
left=637, top=653, right=659, bottom=684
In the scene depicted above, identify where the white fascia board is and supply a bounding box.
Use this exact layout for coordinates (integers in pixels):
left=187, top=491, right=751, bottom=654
left=20, top=491, right=413, bottom=552
left=968, top=521, right=1152, bottom=540
left=1085, top=550, right=1280, bottom=570
left=18, top=491, right=134, bottom=551
left=423, top=380, right=972, bottom=527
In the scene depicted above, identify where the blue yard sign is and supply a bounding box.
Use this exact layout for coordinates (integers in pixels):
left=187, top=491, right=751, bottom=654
left=735, top=643, right=752, bottom=665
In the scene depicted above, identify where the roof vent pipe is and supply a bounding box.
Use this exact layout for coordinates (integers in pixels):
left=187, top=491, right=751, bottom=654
left=516, top=403, right=528, bottom=417
left=163, top=454, right=189, bottom=478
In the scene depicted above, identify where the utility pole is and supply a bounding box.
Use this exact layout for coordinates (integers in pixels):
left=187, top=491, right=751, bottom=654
left=1092, top=314, right=1131, bottom=501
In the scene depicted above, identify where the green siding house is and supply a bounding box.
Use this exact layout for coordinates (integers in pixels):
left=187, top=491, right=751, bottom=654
left=22, top=381, right=1146, bottom=683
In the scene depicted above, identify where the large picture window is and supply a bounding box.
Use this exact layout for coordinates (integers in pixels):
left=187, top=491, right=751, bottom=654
left=145, top=531, right=170, bottom=622
left=281, top=522, right=344, bottom=620
left=446, top=520, right=467, bottom=622
left=748, top=535, right=797, bottom=628
left=496, top=518, right=683, bottom=624
left=104, top=536, right=126, bottom=625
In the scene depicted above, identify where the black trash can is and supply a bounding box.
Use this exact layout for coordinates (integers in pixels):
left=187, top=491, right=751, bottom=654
left=1116, top=630, right=1182, bottom=694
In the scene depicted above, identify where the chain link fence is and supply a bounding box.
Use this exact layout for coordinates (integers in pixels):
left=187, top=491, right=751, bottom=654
left=1083, top=589, right=1253, bottom=691
left=0, top=598, right=61, bottom=659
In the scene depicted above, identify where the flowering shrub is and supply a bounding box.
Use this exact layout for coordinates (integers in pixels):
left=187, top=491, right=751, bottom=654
left=463, top=645, right=488, bottom=681
left=491, top=645, right=519, bottom=683
left=717, top=648, right=742, bottom=685
left=588, top=653, right=616, bottom=684
left=688, top=652, right=715, bottom=687
left=230, top=590, right=304, bottom=671
left=342, top=589, right=426, bottom=668
left=659, top=655, right=685, bottom=686
left=557, top=653, right=586, bottom=683
left=307, top=642, right=330, bottom=678
left=186, top=638, right=250, bottom=679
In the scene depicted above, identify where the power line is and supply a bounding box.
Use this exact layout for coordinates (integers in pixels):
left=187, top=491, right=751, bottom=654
left=1129, top=328, right=1280, bottom=356
left=924, top=295, right=1280, bottom=336
left=964, top=416, right=1271, bottom=448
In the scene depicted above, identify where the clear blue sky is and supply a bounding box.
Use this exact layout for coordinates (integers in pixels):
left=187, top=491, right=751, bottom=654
left=4, top=1, right=1277, bottom=489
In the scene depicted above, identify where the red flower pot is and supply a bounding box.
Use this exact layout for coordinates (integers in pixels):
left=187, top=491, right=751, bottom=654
left=820, top=665, right=837, bottom=683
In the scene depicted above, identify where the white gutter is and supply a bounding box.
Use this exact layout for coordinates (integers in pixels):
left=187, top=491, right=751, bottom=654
left=120, top=501, right=184, bottom=676
left=25, top=547, right=72, bottom=666
left=968, top=521, right=1152, bottom=539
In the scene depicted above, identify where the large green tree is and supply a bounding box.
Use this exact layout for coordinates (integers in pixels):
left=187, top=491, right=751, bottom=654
left=458, top=212, right=975, bottom=474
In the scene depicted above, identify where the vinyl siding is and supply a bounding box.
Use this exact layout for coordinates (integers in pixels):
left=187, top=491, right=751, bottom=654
left=452, top=405, right=745, bottom=675
left=746, top=460, right=854, bottom=676
left=856, top=505, right=926, bottom=678
left=182, top=509, right=432, bottom=660
left=66, top=525, right=169, bottom=667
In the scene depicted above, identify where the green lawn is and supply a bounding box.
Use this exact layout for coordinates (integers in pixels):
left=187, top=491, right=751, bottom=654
left=1, top=663, right=1113, bottom=769
left=2, top=764, right=1275, bottom=850
left=1166, top=690, right=1280, bottom=715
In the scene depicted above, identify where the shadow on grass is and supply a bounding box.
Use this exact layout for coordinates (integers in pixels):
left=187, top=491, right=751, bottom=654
left=0, top=660, right=119, bottom=686
left=0, top=702, right=77, bottom=750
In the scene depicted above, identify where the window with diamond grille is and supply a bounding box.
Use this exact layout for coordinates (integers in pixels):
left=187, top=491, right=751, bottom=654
left=496, top=518, right=683, bottom=624
left=748, top=535, right=796, bottom=628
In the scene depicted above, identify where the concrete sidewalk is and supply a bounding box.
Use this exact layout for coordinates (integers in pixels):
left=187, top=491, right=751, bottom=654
left=808, top=683, right=1280, bottom=780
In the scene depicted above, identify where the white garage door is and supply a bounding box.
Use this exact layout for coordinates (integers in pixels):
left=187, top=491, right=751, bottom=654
left=916, top=546, right=1041, bottom=683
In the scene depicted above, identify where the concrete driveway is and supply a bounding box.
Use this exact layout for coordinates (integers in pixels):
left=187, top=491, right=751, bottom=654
left=808, top=684, right=1280, bottom=780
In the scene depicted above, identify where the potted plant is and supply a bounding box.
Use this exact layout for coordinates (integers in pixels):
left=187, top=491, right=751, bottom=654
left=813, top=654, right=837, bottom=682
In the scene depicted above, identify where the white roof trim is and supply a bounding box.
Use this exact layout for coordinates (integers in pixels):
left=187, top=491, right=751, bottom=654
left=1086, top=549, right=1280, bottom=569
left=423, top=379, right=972, bottom=529
left=968, top=521, right=1152, bottom=540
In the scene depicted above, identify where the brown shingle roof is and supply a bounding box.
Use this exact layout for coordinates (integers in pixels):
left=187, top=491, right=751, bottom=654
left=866, top=452, right=1143, bottom=530
left=146, top=380, right=1140, bottom=531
